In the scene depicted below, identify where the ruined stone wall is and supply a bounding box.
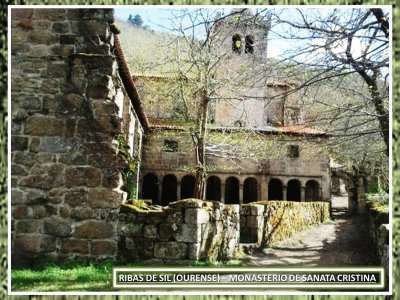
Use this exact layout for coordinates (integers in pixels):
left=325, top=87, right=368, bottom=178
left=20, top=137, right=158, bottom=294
left=241, top=201, right=330, bottom=246
left=118, top=199, right=240, bottom=264
left=10, top=8, right=139, bottom=266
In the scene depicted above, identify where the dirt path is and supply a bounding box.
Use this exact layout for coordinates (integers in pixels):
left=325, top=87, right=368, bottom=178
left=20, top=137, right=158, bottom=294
left=240, top=196, right=379, bottom=266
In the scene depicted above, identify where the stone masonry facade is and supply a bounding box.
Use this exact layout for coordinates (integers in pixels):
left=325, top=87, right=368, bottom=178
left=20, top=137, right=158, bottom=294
left=10, top=8, right=144, bottom=266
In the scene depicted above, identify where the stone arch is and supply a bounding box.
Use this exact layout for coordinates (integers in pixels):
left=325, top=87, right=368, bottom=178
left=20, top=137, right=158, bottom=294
left=181, top=174, right=195, bottom=199
left=243, top=177, right=258, bottom=203
left=305, top=180, right=320, bottom=202
left=161, top=174, right=177, bottom=206
left=142, top=173, right=159, bottom=204
left=232, top=34, right=242, bottom=53
left=225, top=176, right=240, bottom=204
left=268, top=178, right=283, bottom=200
left=331, top=168, right=364, bottom=214
left=206, top=176, right=221, bottom=201
left=245, top=35, right=254, bottom=54
left=287, top=179, right=301, bottom=202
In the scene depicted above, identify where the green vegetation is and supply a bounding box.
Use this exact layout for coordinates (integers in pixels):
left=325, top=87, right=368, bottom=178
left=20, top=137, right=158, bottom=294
left=12, top=261, right=114, bottom=292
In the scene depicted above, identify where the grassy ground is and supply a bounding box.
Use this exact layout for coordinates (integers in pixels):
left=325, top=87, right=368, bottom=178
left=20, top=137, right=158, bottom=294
left=11, top=261, right=115, bottom=292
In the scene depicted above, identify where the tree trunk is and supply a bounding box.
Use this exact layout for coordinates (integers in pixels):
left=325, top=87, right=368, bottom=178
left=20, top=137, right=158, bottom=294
left=193, top=90, right=209, bottom=199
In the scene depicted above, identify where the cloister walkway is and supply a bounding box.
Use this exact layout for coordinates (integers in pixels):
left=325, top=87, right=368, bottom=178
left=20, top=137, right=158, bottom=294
left=240, top=195, right=379, bottom=266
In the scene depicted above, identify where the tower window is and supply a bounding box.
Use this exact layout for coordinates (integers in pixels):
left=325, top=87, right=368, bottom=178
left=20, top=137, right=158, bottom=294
left=164, top=140, right=178, bottom=152
left=288, top=145, right=299, bottom=158
left=232, top=34, right=242, bottom=53
left=245, top=35, right=254, bottom=54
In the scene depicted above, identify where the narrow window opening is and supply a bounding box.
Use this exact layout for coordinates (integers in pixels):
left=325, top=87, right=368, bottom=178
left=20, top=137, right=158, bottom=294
left=232, top=34, right=242, bottom=53
left=164, top=140, right=178, bottom=152
left=288, top=145, right=299, bottom=158
left=245, top=35, right=254, bottom=54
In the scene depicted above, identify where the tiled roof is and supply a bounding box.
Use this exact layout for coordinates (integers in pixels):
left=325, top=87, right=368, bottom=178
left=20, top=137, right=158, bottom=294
left=114, top=35, right=150, bottom=130
left=148, top=118, right=326, bottom=136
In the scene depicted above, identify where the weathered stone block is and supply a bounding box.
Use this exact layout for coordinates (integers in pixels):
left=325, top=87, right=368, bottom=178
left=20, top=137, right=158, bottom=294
left=13, top=151, right=35, bottom=166
left=73, top=220, right=115, bottom=239
left=41, top=136, right=81, bottom=153
left=65, top=166, right=101, bottom=187
left=251, top=205, right=264, bottom=216
left=19, top=174, right=63, bottom=189
left=44, top=217, right=72, bottom=237
left=11, top=136, right=28, bottom=151
left=125, top=237, right=154, bottom=250
left=120, top=223, right=143, bottom=238
left=25, top=116, right=64, bottom=136
left=59, top=205, right=70, bottom=218
left=70, top=207, right=93, bottom=220
left=91, top=240, right=116, bottom=256
left=33, top=205, right=46, bottom=219
left=11, top=188, right=25, bottom=204
left=64, top=188, right=87, bottom=206
left=34, top=9, right=66, bottom=21
left=15, top=234, right=56, bottom=253
left=12, top=206, right=33, bottom=219
left=25, top=188, right=48, bottom=204
left=143, top=224, right=158, bottom=239
left=29, top=137, right=41, bottom=153
left=60, top=239, right=89, bottom=254
left=187, top=243, right=201, bottom=260
left=166, top=210, right=183, bottom=224
left=59, top=152, right=87, bottom=165
left=52, top=22, right=70, bottom=34
left=154, top=242, right=187, bottom=260
left=11, top=163, right=28, bottom=176
left=15, top=220, right=43, bottom=234
left=159, top=223, right=177, bottom=241
left=88, top=188, right=121, bottom=209
left=175, top=224, right=201, bottom=243
left=101, top=168, right=123, bottom=189
left=185, top=208, right=210, bottom=224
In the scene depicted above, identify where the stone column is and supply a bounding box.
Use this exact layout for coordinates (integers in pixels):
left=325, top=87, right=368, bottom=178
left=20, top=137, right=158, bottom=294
left=158, top=182, right=162, bottom=205
left=283, top=186, right=287, bottom=201
left=221, top=183, right=226, bottom=203
left=177, top=181, right=181, bottom=200
left=301, top=187, right=306, bottom=202
left=261, top=176, right=268, bottom=200
left=239, top=184, right=244, bottom=204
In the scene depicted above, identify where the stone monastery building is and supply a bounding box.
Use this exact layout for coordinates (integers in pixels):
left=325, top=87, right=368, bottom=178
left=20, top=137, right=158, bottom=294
left=10, top=8, right=336, bottom=264
left=133, top=10, right=331, bottom=206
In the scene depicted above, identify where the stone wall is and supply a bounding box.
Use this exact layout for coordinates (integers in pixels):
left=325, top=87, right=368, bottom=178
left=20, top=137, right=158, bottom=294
left=366, top=201, right=389, bottom=284
left=10, top=8, right=141, bottom=266
left=241, top=201, right=330, bottom=246
left=118, top=199, right=240, bottom=264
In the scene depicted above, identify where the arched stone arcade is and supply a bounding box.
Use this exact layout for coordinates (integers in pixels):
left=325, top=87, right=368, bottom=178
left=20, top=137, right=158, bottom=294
left=140, top=172, right=327, bottom=205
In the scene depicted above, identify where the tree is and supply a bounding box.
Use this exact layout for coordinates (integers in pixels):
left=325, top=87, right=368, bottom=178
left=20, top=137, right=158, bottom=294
left=129, top=14, right=143, bottom=27
left=269, top=8, right=389, bottom=157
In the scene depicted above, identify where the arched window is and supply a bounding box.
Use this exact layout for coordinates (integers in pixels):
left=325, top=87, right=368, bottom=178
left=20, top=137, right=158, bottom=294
left=287, top=179, right=301, bottom=202
left=232, top=34, right=242, bottom=53
left=305, top=180, right=320, bottom=201
left=245, top=35, right=254, bottom=54
left=206, top=176, right=221, bottom=201
left=181, top=175, right=195, bottom=199
left=225, top=177, right=240, bottom=204
left=142, top=173, right=158, bottom=204
left=161, top=174, right=177, bottom=206
left=243, top=177, right=258, bottom=203
left=268, top=178, right=283, bottom=200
